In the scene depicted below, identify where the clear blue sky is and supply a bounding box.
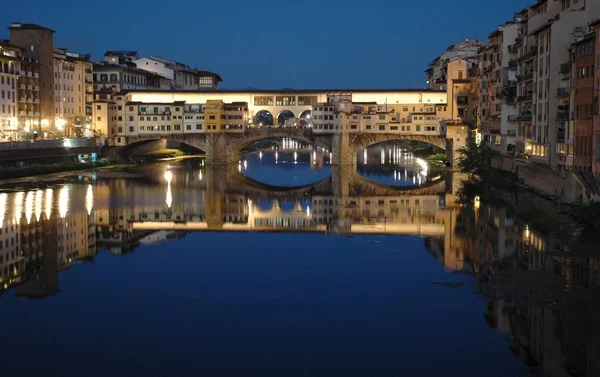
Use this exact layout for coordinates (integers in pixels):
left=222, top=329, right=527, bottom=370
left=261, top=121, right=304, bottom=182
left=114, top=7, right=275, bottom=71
left=2, top=0, right=530, bottom=89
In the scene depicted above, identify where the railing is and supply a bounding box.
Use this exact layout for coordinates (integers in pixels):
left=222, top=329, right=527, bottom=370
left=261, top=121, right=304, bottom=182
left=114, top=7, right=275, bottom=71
left=508, top=115, right=518, bottom=122
left=557, top=129, right=565, bottom=142
left=508, top=59, right=517, bottom=69
left=85, top=68, right=93, bottom=74
left=518, top=72, right=533, bottom=82
left=518, top=113, right=532, bottom=122
left=556, top=87, right=570, bottom=97
left=519, top=49, right=537, bottom=62
left=507, top=130, right=517, bottom=137
left=556, top=111, right=569, bottom=121
left=0, top=137, right=99, bottom=151
left=517, top=94, right=533, bottom=102
left=559, top=63, right=571, bottom=74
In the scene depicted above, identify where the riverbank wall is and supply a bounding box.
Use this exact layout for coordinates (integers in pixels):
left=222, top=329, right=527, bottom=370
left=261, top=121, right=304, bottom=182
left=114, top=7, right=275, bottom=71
left=491, top=154, right=600, bottom=204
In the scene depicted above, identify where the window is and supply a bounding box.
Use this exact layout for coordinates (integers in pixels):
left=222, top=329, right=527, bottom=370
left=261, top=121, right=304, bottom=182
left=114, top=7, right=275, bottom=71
left=366, top=125, right=372, bottom=130
left=129, top=126, right=134, bottom=132
left=458, top=70, right=464, bottom=79
left=378, top=125, right=386, bottom=131
left=129, top=116, right=134, bottom=121
left=174, top=125, right=181, bottom=131
left=254, top=96, right=274, bottom=106
left=596, top=134, right=600, bottom=161
left=186, top=125, right=191, bottom=130
left=209, top=115, right=215, bottom=120
left=196, top=124, right=203, bottom=130
left=97, top=116, right=101, bottom=121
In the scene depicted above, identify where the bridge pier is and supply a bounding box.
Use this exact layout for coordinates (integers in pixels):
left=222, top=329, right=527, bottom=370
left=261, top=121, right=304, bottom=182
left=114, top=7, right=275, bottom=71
left=330, top=133, right=356, bottom=166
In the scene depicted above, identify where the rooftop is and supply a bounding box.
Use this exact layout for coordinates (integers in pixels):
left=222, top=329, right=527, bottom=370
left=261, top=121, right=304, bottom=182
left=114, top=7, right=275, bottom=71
left=8, top=22, right=55, bottom=33
left=117, top=88, right=445, bottom=95
left=104, top=50, right=139, bottom=57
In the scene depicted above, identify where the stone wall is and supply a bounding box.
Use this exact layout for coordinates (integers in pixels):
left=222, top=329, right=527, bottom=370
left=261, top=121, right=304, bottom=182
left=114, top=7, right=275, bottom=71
left=491, top=154, right=587, bottom=204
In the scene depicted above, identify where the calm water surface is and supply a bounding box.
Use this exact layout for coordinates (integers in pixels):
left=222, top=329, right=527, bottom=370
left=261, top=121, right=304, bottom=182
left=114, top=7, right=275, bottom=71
left=0, top=140, right=598, bottom=377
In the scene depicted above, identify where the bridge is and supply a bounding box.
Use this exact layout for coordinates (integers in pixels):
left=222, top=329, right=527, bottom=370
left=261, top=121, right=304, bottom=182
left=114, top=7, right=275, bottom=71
left=107, top=89, right=468, bottom=166
left=123, top=124, right=463, bottom=166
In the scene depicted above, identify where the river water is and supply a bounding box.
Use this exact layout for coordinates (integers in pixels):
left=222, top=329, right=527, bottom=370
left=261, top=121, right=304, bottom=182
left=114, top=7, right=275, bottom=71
left=0, top=140, right=598, bottom=377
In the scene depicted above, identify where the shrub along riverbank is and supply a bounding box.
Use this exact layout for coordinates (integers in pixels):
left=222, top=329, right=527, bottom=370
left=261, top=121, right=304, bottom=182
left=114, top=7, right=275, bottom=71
left=0, top=161, right=109, bottom=181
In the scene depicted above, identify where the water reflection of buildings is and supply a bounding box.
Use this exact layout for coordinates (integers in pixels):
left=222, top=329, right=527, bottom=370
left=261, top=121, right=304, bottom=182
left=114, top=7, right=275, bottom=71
left=438, top=198, right=600, bottom=377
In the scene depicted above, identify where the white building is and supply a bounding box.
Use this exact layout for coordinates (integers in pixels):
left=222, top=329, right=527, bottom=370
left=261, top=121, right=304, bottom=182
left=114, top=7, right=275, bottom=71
left=0, top=40, right=20, bottom=140
left=53, top=48, right=94, bottom=135
left=134, top=55, right=222, bottom=90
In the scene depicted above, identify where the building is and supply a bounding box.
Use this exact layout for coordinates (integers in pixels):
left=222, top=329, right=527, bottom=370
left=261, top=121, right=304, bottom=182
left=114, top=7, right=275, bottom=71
left=53, top=48, right=94, bottom=136
left=134, top=56, right=222, bottom=90
left=480, top=20, right=520, bottom=155
left=426, top=39, right=486, bottom=91
left=94, top=51, right=172, bottom=93
left=518, top=0, right=595, bottom=167
left=592, top=20, right=600, bottom=178
left=0, top=40, right=21, bottom=140
left=570, top=31, right=595, bottom=170
left=8, top=22, right=55, bottom=133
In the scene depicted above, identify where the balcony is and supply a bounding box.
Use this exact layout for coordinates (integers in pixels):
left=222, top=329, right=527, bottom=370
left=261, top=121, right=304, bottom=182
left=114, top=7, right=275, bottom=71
left=519, top=48, right=537, bottom=62
left=518, top=72, right=533, bottom=82
left=508, top=115, right=518, bottom=122
left=557, top=129, right=565, bottom=142
left=508, top=59, right=518, bottom=69
left=85, top=79, right=93, bottom=84
left=85, top=68, right=92, bottom=74
left=508, top=44, right=519, bottom=54
left=556, top=87, right=570, bottom=97
left=517, top=93, right=533, bottom=102
left=556, top=111, right=569, bottom=121
left=559, top=63, right=571, bottom=74
left=507, top=130, right=517, bottom=137
left=519, top=113, right=532, bottom=122
left=515, top=36, right=523, bottom=46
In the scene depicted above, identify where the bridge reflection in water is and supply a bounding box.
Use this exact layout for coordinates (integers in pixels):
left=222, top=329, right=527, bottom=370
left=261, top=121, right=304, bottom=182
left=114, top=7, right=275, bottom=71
left=0, top=166, right=466, bottom=295
left=4, top=166, right=600, bottom=376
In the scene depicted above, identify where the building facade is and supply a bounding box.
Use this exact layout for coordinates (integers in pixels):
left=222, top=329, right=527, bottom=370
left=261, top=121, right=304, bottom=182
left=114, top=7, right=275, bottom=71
left=53, top=48, right=93, bottom=136
left=0, top=41, right=21, bottom=140
left=8, top=22, right=55, bottom=133
left=134, top=56, right=222, bottom=90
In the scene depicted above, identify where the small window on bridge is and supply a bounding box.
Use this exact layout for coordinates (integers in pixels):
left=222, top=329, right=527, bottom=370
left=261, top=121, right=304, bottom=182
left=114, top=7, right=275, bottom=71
left=350, top=124, right=357, bottom=129
left=391, top=126, right=398, bottom=131
left=379, top=125, right=385, bottom=131
left=416, top=125, right=421, bottom=131
left=366, top=125, right=372, bottom=130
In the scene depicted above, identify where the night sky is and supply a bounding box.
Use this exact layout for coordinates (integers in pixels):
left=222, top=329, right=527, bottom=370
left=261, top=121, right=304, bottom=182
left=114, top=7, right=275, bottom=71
left=2, top=0, right=530, bottom=89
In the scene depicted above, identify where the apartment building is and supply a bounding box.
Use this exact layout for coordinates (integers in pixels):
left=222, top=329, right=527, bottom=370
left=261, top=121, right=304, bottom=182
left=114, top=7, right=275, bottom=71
left=53, top=48, right=93, bottom=136
left=94, top=51, right=170, bottom=93
left=100, top=96, right=249, bottom=145
left=571, top=32, right=595, bottom=170
left=134, top=55, right=222, bottom=90
left=311, top=94, right=446, bottom=137
left=480, top=21, right=520, bottom=154
left=592, top=20, right=600, bottom=178
left=8, top=22, right=55, bottom=132
left=426, top=39, right=486, bottom=90
left=0, top=41, right=20, bottom=139
left=519, top=0, right=595, bottom=167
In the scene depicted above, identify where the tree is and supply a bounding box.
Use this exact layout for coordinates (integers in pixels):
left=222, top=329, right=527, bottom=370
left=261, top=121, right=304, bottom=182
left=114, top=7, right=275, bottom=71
left=457, top=135, right=492, bottom=179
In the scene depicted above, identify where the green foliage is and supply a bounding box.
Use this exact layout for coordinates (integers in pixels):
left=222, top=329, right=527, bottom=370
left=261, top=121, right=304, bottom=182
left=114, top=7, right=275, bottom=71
left=457, top=136, right=492, bottom=178
left=0, top=161, right=107, bottom=181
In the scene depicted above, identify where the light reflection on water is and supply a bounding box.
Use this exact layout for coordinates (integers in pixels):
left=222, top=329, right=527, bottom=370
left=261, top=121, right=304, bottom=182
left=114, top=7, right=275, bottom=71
left=0, top=142, right=597, bottom=377
left=357, top=143, right=435, bottom=187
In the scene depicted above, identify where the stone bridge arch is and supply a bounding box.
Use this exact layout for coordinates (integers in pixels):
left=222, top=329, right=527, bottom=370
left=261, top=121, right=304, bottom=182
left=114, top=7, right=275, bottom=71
left=120, top=135, right=207, bottom=159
